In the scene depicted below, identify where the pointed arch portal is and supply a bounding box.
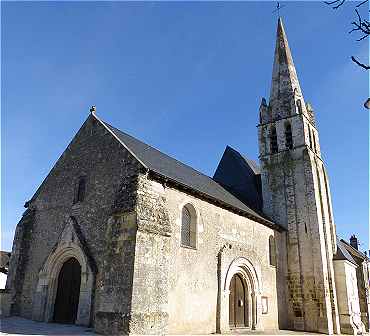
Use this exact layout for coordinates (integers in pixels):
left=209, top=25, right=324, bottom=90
left=32, top=218, right=95, bottom=326
left=53, top=258, right=82, bottom=324
left=217, top=256, right=262, bottom=333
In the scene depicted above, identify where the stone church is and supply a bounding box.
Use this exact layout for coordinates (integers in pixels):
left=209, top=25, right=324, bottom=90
left=4, top=18, right=370, bottom=335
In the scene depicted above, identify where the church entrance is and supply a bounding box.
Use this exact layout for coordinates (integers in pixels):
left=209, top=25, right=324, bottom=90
left=53, top=257, right=81, bottom=324
left=229, top=273, right=249, bottom=329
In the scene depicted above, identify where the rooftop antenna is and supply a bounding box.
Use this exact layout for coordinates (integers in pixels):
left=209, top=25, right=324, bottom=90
left=272, top=2, right=286, bottom=18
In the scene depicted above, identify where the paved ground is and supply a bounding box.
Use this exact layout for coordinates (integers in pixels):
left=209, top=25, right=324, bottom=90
left=227, top=330, right=324, bottom=335
left=0, top=317, right=94, bottom=335
left=0, top=317, right=352, bottom=336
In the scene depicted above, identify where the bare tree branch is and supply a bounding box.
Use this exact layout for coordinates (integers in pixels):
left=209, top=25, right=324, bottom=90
left=349, top=9, right=370, bottom=41
left=351, top=56, right=370, bottom=70
left=325, top=0, right=369, bottom=70
left=324, top=0, right=346, bottom=9
left=357, top=34, right=368, bottom=41
left=356, top=0, right=368, bottom=8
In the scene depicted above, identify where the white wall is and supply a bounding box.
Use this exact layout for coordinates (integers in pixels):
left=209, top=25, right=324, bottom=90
left=334, top=259, right=364, bottom=334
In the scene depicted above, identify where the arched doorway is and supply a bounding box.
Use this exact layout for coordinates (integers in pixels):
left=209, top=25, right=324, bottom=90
left=218, top=257, right=261, bottom=332
left=229, top=273, right=249, bottom=328
left=32, top=218, right=95, bottom=326
left=53, top=258, right=81, bottom=324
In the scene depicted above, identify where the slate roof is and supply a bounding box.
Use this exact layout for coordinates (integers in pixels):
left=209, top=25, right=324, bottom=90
left=213, top=146, right=263, bottom=215
left=98, top=116, right=281, bottom=230
left=340, top=239, right=368, bottom=261
left=334, top=238, right=357, bottom=266
left=242, top=156, right=261, bottom=175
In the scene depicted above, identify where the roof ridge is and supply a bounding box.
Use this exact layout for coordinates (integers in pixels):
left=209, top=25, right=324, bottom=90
left=92, top=114, right=149, bottom=169
left=335, top=239, right=358, bottom=266
left=340, top=238, right=368, bottom=259
left=225, top=145, right=260, bottom=175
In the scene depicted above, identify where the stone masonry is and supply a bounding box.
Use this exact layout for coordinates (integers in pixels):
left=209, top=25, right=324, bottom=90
left=6, top=111, right=286, bottom=334
left=4, top=17, right=366, bottom=336
left=258, top=18, right=340, bottom=334
left=6, top=115, right=142, bottom=330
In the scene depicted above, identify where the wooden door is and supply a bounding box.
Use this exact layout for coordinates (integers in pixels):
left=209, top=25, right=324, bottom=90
left=53, top=258, right=81, bottom=324
left=229, top=274, right=248, bottom=328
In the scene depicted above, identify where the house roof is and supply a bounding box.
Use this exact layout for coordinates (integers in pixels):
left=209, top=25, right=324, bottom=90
left=97, top=115, right=282, bottom=230
left=334, top=238, right=357, bottom=266
left=340, top=239, right=368, bottom=261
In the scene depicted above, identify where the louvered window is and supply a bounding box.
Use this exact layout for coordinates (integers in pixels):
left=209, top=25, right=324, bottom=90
left=181, top=207, right=191, bottom=246
left=285, top=123, right=293, bottom=149
left=297, top=99, right=303, bottom=114
left=270, top=127, right=278, bottom=154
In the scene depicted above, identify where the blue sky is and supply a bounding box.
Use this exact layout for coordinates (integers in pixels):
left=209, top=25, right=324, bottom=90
left=2, top=1, right=368, bottom=252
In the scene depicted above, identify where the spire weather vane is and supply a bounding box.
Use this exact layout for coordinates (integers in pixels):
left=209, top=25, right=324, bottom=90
left=273, top=2, right=286, bottom=18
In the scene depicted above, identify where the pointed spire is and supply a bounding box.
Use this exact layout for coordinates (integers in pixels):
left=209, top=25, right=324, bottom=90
left=268, top=18, right=306, bottom=122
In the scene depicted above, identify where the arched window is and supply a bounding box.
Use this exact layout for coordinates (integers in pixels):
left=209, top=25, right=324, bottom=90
left=285, top=123, right=293, bottom=150
left=74, top=177, right=86, bottom=204
left=296, top=99, right=302, bottom=114
left=270, top=126, right=278, bottom=154
left=181, top=204, right=196, bottom=248
left=269, top=236, right=277, bottom=267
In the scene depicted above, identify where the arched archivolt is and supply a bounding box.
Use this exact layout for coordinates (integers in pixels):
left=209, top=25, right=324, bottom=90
left=223, top=257, right=262, bottom=331
left=178, top=199, right=200, bottom=222
left=32, top=217, right=95, bottom=326
left=224, top=257, right=261, bottom=294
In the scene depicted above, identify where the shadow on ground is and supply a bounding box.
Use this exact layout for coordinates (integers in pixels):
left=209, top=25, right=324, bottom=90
left=0, top=317, right=95, bottom=335
left=0, top=317, right=341, bottom=336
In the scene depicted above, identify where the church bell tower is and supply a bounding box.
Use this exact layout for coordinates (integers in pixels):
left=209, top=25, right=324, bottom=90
left=258, top=18, right=340, bottom=334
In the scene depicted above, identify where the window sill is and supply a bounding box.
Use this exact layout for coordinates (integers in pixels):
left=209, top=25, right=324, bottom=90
left=180, top=244, right=197, bottom=250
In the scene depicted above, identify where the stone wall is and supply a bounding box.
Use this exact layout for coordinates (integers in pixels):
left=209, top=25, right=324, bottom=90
left=360, top=260, right=370, bottom=330
left=259, top=112, right=340, bottom=334
left=334, top=260, right=364, bottom=334
left=0, top=289, right=11, bottom=317
left=6, top=115, right=141, bottom=327
left=134, top=178, right=286, bottom=334
left=128, top=175, right=172, bottom=335
left=6, top=113, right=286, bottom=334
left=351, top=255, right=370, bottom=331
left=6, top=207, right=36, bottom=316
